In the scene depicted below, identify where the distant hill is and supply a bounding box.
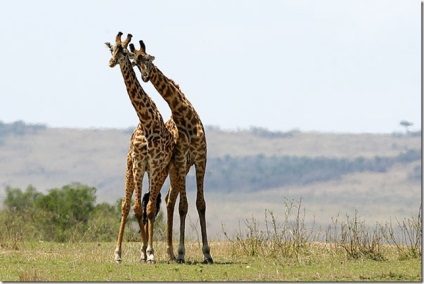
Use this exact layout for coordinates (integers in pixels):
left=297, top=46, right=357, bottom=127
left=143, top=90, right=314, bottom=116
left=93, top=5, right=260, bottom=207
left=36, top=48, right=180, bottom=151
left=0, top=121, right=420, bottom=201
left=0, top=121, right=421, bottom=237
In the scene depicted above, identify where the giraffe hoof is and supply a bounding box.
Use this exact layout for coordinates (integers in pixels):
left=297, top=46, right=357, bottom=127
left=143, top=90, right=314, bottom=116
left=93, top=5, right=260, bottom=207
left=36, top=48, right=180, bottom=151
left=114, top=249, right=122, bottom=263
left=176, top=258, right=185, bottom=264
left=146, top=259, right=155, bottom=264
left=203, top=257, right=214, bottom=264
left=114, top=254, right=122, bottom=263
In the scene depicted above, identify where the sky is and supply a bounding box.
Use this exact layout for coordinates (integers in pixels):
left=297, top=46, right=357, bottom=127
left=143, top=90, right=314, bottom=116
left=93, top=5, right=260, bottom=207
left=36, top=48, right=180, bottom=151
left=0, top=0, right=422, bottom=133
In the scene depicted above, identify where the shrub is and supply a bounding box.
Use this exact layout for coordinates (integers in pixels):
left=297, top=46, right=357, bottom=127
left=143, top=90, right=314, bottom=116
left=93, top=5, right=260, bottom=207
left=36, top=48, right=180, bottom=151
left=222, top=198, right=319, bottom=260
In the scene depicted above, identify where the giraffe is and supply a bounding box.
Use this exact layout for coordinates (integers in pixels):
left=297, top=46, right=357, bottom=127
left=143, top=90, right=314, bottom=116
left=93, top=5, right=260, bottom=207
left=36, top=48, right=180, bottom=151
left=130, top=40, right=213, bottom=264
left=105, top=32, right=176, bottom=263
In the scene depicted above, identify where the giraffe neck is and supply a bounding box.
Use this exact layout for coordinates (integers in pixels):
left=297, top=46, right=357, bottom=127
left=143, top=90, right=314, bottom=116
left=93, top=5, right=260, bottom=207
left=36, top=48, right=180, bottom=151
left=119, top=57, right=164, bottom=132
left=149, top=65, right=196, bottom=121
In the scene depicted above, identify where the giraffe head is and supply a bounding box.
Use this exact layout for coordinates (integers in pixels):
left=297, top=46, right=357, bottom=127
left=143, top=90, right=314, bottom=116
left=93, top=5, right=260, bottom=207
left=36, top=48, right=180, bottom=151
left=105, top=32, right=133, bottom=68
left=129, top=40, right=156, bottom=82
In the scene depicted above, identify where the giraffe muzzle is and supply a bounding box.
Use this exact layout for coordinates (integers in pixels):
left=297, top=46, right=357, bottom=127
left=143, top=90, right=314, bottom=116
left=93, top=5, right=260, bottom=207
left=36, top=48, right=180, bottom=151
left=109, top=58, right=118, bottom=67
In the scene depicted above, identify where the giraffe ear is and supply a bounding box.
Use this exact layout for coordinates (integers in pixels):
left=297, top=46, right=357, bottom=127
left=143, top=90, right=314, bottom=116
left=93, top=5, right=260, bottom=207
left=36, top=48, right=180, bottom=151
left=105, top=42, right=113, bottom=52
left=139, top=40, right=146, bottom=52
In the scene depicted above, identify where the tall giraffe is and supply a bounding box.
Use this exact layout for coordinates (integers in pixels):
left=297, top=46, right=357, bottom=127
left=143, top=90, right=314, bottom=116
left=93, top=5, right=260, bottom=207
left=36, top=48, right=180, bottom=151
left=130, top=40, right=213, bottom=264
left=105, top=32, right=176, bottom=263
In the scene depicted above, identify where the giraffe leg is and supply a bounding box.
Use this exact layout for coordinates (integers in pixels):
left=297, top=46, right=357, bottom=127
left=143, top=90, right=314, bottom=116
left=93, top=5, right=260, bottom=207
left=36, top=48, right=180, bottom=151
left=177, top=187, right=188, bottom=264
left=166, top=163, right=179, bottom=261
left=133, top=167, right=147, bottom=262
left=172, top=160, right=190, bottom=263
left=167, top=148, right=189, bottom=264
left=195, top=162, right=213, bottom=264
left=145, top=169, right=168, bottom=264
left=115, top=152, right=135, bottom=263
left=173, top=162, right=191, bottom=264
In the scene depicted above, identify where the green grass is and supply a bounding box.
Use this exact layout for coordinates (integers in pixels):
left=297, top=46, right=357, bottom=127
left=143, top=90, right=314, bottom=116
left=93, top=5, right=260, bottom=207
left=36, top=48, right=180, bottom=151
left=0, top=241, right=421, bottom=281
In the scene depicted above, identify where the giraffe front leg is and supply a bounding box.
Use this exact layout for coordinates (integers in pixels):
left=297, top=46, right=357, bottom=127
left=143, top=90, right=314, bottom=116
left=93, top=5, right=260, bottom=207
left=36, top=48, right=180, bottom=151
left=134, top=201, right=148, bottom=262
left=145, top=205, right=157, bottom=264
left=115, top=154, right=135, bottom=263
left=145, top=170, right=168, bottom=264
left=140, top=223, right=148, bottom=262
left=132, top=160, right=147, bottom=262
left=177, top=190, right=188, bottom=264
left=174, top=161, right=195, bottom=264
left=140, top=192, right=153, bottom=263
left=165, top=188, right=178, bottom=261
left=166, top=164, right=180, bottom=261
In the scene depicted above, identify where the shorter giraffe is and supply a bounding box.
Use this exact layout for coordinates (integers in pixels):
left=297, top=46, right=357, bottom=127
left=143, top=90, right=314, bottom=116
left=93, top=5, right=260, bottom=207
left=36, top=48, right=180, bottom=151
left=130, top=40, right=213, bottom=264
left=106, top=32, right=176, bottom=263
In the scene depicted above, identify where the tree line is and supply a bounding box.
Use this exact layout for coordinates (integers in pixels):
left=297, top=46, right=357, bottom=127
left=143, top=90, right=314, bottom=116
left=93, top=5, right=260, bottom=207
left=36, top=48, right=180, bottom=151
left=199, top=149, right=421, bottom=192
left=0, top=120, right=46, bottom=137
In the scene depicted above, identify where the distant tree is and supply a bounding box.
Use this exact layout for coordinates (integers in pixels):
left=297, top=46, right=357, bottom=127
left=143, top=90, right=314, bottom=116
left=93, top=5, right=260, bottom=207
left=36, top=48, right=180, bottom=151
left=4, top=185, right=43, bottom=212
left=2, top=185, right=45, bottom=241
left=37, top=183, right=96, bottom=225
left=400, top=120, right=413, bottom=134
left=36, top=183, right=97, bottom=241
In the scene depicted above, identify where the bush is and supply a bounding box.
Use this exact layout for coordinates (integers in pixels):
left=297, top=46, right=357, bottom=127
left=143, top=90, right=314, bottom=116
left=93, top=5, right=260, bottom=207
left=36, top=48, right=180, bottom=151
left=325, top=210, right=385, bottom=260
left=0, top=183, right=168, bottom=244
left=380, top=205, right=422, bottom=259
left=223, top=199, right=422, bottom=262
left=222, top=198, right=319, bottom=260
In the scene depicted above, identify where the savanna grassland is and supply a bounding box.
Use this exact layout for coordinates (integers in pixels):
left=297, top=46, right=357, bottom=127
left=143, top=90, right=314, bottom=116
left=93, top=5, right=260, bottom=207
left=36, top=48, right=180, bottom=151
left=0, top=239, right=421, bottom=281
left=0, top=190, right=422, bottom=281
left=0, top=121, right=422, bottom=281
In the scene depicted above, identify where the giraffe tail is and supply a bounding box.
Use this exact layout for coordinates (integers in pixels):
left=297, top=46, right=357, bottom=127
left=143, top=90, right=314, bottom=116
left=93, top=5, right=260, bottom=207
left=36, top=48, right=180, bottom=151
left=142, top=191, right=162, bottom=225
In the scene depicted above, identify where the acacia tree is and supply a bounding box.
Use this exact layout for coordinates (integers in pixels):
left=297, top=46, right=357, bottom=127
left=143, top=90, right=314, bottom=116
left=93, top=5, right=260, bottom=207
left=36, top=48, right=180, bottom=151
left=400, top=120, right=413, bottom=134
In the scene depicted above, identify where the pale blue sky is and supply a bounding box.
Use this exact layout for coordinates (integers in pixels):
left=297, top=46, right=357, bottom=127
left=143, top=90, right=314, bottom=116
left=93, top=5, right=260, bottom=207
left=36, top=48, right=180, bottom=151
left=1, top=0, right=421, bottom=133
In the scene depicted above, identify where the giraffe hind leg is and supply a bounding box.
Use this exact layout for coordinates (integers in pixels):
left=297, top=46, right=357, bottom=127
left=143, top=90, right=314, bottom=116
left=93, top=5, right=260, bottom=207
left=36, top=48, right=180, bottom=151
left=195, top=163, right=213, bottom=264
